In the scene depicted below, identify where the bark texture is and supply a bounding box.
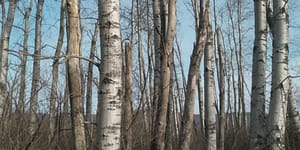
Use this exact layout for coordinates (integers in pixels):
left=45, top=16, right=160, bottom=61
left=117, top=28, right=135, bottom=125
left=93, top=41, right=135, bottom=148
left=152, top=0, right=176, bottom=149
left=122, top=42, right=133, bottom=150
left=204, top=12, right=216, bottom=150
left=0, top=0, right=17, bottom=120
left=268, top=0, right=289, bottom=149
left=250, top=0, right=268, bottom=149
left=95, top=0, right=122, bottom=149
left=66, top=0, right=86, bottom=149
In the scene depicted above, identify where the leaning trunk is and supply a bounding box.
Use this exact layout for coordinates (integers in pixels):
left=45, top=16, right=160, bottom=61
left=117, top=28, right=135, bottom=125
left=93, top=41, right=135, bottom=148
left=49, top=0, right=65, bottom=147
left=177, top=0, right=209, bottom=149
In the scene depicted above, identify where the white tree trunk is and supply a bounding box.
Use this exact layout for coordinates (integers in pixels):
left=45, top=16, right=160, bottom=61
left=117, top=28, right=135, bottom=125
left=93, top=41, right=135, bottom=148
left=28, top=0, right=44, bottom=136
left=0, top=0, right=17, bottom=120
left=250, top=0, right=268, bottom=149
left=268, top=0, right=289, bottom=149
left=95, top=0, right=122, bottom=149
left=204, top=14, right=216, bottom=150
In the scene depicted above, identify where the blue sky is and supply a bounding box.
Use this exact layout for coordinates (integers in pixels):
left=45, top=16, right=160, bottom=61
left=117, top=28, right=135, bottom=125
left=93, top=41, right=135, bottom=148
left=1, top=0, right=300, bottom=114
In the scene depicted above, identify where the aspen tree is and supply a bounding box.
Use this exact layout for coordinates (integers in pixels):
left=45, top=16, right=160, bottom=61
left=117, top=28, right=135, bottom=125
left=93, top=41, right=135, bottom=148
left=152, top=0, right=176, bottom=149
left=0, top=0, right=17, bottom=121
left=250, top=0, right=268, bottom=149
left=95, top=0, right=123, bottom=149
left=49, top=0, right=65, bottom=147
left=216, top=27, right=226, bottom=150
left=122, top=42, right=133, bottom=150
left=85, top=21, right=99, bottom=149
left=18, top=0, right=33, bottom=114
left=29, top=0, right=44, bottom=135
left=268, top=0, right=289, bottom=149
left=66, top=0, right=86, bottom=149
left=178, top=0, right=209, bottom=149
left=204, top=11, right=216, bottom=150
left=152, top=0, right=161, bottom=135
left=287, top=80, right=300, bottom=150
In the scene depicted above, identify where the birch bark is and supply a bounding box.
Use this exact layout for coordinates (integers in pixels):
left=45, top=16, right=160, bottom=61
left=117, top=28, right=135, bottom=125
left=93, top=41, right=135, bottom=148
left=268, top=0, right=289, bottom=149
left=95, top=0, right=123, bottom=149
left=250, top=0, right=268, bottom=149
left=0, top=0, right=17, bottom=120
left=204, top=13, right=216, bottom=150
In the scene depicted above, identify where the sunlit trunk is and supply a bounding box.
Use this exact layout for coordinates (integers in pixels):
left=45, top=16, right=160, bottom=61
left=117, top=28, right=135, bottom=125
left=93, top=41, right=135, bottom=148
left=250, top=0, right=268, bottom=149
left=152, top=0, right=176, bottom=149
left=66, top=0, right=86, bottom=149
left=268, top=0, right=289, bottom=149
left=95, top=0, right=122, bottom=149
left=178, top=0, right=209, bottom=149
left=204, top=12, right=216, bottom=150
